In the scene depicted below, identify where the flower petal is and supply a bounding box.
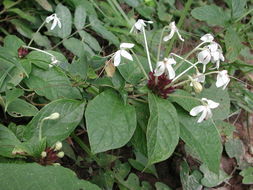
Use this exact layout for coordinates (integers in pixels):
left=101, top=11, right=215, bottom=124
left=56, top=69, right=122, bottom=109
left=206, top=99, right=219, bottom=109
left=216, top=70, right=230, bottom=89
left=113, top=51, right=121, bottom=66
left=176, top=29, right=184, bottom=41
left=190, top=105, right=205, bottom=116
left=45, top=14, right=55, bottom=23
left=166, top=64, right=176, bottom=79
left=197, top=108, right=207, bottom=123
left=56, top=17, right=62, bottom=28
left=120, top=43, right=135, bottom=49
left=197, top=49, right=211, bottom=65
left=208, top=43, right=218, bottom=52
left=154, top=61, right=165, bottom=76
left=50, top=18, right=58, bottom=30
left=120, top=50, right=133, bottom=61
left=200, top=34, right=214, bottom=42
left=163, top=31, right=175, bottom=42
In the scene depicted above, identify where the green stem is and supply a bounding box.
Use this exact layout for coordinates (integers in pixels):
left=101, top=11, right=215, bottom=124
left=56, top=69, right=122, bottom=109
left=172, top=61, right=199, bottom=82
left=71, top=133, right=99, bottom=163
left=27, top=21, right=46, bottom=47
left=23, top=45, right=54, bottom=57
left=142, top=27, right=153, bottom=72
left=130, top=50, right=149, bottom=80
left=38, top=119, right=46, bottom=141
left=164, top=0, right=193, bottom=56
left=235, top=8, right=253, bottom=23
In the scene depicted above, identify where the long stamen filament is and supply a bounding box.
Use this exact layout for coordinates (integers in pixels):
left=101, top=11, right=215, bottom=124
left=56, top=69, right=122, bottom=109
left=142, top=27, right=153, bottom=72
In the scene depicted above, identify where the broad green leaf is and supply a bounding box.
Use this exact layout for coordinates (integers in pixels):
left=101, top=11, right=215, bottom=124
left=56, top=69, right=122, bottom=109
left=240, top=167, right=253, bottom=184
left=3, top=35, right=25, bottom=57
left=147, top=93, right=179, bottom=165
left=225, top=139, right=245, bottom=163
left=63, top=37, right=94, bottom=57
left=79, top=30, right=101, bottom=52
left=191, top=5, right=230, bottom=26
left=10, top=19, right=33, bottom=39
left=5, top=88, right=24, bottom=111
left=0, top=124, right=21, bottom=157
left=24, top=99, right=85, bottom=146
left=85, top=90, right=136, bottom=153
left=74, top=5, right=87, bottom=30
left=225, top=27, right=244, bottom=63
left=198, top=84, right=230, bottom=120
left=8, top=8, right=37, bottom=24
left=178, top=108, right=222, bottom=174
left=7, top=98, right=39, bottom=117
left=24, top=66, right=82, bottom=100
left=0, top=163, right=100, bottom=190
left=200, top=164, right=230, bottom=187
left=90, top=17, right=120, bottom=46
left=231, top=0, right=247, bottom=19
left=35, top=0, right=53, bottom=12
left=155, top=182, right=172, bottom=190
left=51, top=4, right=72, bottom=38
left=180, top=161, right=203, bottom=190
left=33, top=32, right=51, bottom=49
left=170, top=89, right=200, bottom=112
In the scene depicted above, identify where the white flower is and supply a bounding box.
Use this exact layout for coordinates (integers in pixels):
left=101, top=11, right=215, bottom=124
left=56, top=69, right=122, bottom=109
left=190, top=98, right=219, bottom=123
left=163, top=21, right=184, bottom=42
left=216, top=70, right=230, bottom=90
left=45, top=13, right=62, bottom=30
left=197, top=49, right=211, bottom=72
left=154, top=57, right=176, bottom=79
left=44, top=112, right=60, bottom=120
left=130, top=19, right=153, bottom=33
left=54, top=141, right=63, bottom=151
left=113, top=43, right=135, bottom=66
left=200, top=34, right=214, bottom=42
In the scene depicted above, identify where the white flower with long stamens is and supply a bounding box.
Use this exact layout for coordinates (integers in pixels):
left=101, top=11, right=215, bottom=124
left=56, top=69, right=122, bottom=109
left=163, top=21, right=184, bottom=42
left=46, top=13, right=62, bottom=30
left=200, top=34, right=214, bottom=42
left=130, top=19, right=153, bottom=33
left=154, top=57, right=176, bottom=79
left=190, top=98, right=219, bottom=123
left=113, top=43, right=134, bottom=66
left=216, top=70, right=230, bottom=90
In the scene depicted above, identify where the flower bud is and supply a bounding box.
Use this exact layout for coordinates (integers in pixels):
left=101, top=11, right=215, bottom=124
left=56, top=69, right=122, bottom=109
left=53, top=163, right=61, bottom=166
left=54, top=141, right=62, bottom=151
left=57, top=151, right=64, bottom=158
left=192, top=81, right=203, bottom=93
left=41, top=151, right=47, bottom=158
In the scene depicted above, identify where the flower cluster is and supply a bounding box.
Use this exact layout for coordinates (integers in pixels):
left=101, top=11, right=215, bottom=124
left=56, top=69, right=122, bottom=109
left=40, top=141, right=64, bottom=165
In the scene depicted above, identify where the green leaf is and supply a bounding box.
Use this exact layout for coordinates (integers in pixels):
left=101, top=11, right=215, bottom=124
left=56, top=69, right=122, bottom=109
left=33, top=32, right=51, bottom=49
left=7, top=98, right=39, bottom=117
left=191, top=5, right=230, bottom=26
left=68, top=55, right=88, bottom=79
left=147, top=93, right=179, bottom=165
left=231, top=0, right=247, bottom=19
left=24, top=99, right=85, bottom=146
left=74, top=5, right=87, bottom=30
left=10, top=19, right=33, bottom=39
left=8, top=8, right=37, bottom=24
left=0, top=163, right=101, bottom=190
left=0, top=124, right=21, bottom=158
left=3, top=35, right=25, bottom=57
left=35, top=0, right=53, bottom=11
left=155, top=182, right=172, bottom=190
left=180, top=161, right=203, bottom=190
left=225, top=27, right=244, bottom=63
left=198, top=84, right=230, bottom=120
left=78, top=30, right=102, bottom=52
left=85, top=90, right=136, bottom=153
left=170, top=89, right=200, bottom=112
left=225, top=139, right=245, bottom=163
left=24, top=66, right=82, bottom=100
left=51, top=4, right=72, bottom=38
left=240, top=167, right=253, bottom=184
left=178, top=108, right=222, bottom=174
left=200, top=164, right=230, bottom=187
left=5, top=88, right=24, bottom=111
left=215, top=120, right=235, bottom=139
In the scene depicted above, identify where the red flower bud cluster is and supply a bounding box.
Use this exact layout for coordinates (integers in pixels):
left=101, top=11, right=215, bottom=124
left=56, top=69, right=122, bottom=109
left=39, top=147, right=61, bottom=165
left=18, top=47, right=29, bottom=58
left=147, top=72, right=175, bottom=99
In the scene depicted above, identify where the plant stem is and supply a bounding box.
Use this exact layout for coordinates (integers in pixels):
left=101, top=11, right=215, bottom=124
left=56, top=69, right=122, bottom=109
left=172, top=61, right=199, bottom=82
left=142, top=27, right=153, bottom=72
left=170, top=52, right=198, bottom=69
left=38, top=119, right=46, bottom=141
left=27, top=21, right=46, bottom=47
left=164, top=0, right=193, bottom=56
left=235, top=8, right=253, bottom=23
left=71, top=133, right=99, bottom=163
left=23, top=45, right=54, bottom=57
left=130, top=50, right=149, bottom=80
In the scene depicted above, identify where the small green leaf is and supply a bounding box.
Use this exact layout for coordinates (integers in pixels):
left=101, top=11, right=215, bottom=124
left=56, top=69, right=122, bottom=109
left=155, top=182, right=172, bottom=190
left=147, top=93, right=179, bottom=165
left=74, top=5, right=87, bottom=30
left=191, top=5, right=230, bottom=26
left=35, top=0, right=53, bottom=12
left=3, top=35, right=25, bottom=57
left=0, top=163, right=101, bottom=190
left=178, top=108, right=222, bottom=174
left=200, top=164, right=230, bottom=187
left=85, top=90, right=136, bottom=153
left=5, top=88, right=24, bottom=111
left=225, top=139, right=245, bottom=163
left=240, top=167, right=253, bottom=184
left=24, top=99, right=85, bottom=146
left=231, top=0, right=247, bottom=19
left=63, top=38, right=94, bottom=57
left=33, top=32, right=51, bottom=49
left=78, top=30, right=101, bottom=52
left=68, top=55, right=88, bottom=79
left=7, top=98, right=38, bottom=117
left=51, top=4, right=72, bottom=38
left=0, top=124, right=21, bottom=158
left=24, top=66, right=82, bottom=100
